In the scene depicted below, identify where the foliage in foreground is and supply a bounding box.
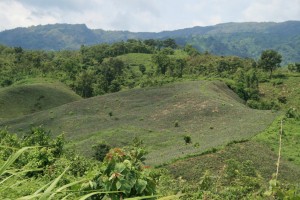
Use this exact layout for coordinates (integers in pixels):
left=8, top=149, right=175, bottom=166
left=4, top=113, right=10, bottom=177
left=1, top=127, right=300, bottom=199
left=0, top=128, right=158, bottom=199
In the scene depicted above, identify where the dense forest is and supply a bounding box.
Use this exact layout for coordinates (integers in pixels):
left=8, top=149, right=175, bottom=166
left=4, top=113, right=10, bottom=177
left=0, top=38, right=300, bottom=199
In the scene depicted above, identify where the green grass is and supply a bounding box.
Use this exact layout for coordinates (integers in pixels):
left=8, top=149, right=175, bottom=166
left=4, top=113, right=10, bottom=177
left=0, top=80, right=276, bottom=165
left=117, top=53, right=153, bottom=74
left=11, top=77, right=59, bottom=86
left=259, top=73, right=300, bottom=110
left=254, top=117, right=300, bottom=166
left=117, top=50, right=189, bottom=73
left=0, top=79, right=82, bottom=119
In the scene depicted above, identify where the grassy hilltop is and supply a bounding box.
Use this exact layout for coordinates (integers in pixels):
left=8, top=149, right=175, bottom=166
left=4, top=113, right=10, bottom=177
left=0, top=79, right=81, bottom=119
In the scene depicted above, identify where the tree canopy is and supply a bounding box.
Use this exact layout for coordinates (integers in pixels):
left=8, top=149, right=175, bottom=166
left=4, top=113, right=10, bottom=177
left=258, top=49, right=282, bottom=78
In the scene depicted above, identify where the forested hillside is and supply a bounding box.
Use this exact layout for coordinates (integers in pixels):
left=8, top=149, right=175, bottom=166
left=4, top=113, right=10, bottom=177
left=0, top=21, right=299, bottom=64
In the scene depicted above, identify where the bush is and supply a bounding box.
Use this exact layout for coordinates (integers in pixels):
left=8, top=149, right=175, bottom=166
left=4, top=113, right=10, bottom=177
left=93, top=141, right=111, bottom=161
left=90, top=147, right=158, bottom=199
left=183, top=135, right=192, bottom=144
left=278, top=96, right=287, bottom=104
left=0, top=127, right=65, bottom=175
left=247, top=99, right=280, bottom=110
left=286, top=107, right=299, bottom=119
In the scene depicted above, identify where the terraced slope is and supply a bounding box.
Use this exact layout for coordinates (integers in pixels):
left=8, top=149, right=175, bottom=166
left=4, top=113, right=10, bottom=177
left=0, top=82, right=82, bottom=119
left=0, top=80, right=276, bottom=165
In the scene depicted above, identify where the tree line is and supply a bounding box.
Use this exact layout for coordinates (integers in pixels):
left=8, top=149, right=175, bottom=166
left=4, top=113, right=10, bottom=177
left=1, top=39, right=297, bottom=108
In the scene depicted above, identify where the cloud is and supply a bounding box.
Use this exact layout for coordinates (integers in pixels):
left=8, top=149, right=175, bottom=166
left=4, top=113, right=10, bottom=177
left=243, top=0, right=300, bottom=22
left=15, top=0, right=102, bottom=11
left=1, top=0, right=299, bottom=32
left=0, top=0, right=58, bottom=30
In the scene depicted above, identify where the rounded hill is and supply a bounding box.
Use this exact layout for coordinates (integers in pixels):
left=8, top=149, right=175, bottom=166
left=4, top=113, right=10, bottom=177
left=0, top=82, right=82, bottom=119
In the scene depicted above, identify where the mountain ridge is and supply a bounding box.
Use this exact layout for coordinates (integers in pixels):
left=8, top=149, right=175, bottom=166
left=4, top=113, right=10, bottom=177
left=0, top=21, right=299, bottom=63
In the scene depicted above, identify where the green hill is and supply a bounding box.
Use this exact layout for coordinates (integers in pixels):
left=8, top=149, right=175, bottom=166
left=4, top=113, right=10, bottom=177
left=0, top=81, right=82, bottom=119
left=0, top=80, right=276, bottom=165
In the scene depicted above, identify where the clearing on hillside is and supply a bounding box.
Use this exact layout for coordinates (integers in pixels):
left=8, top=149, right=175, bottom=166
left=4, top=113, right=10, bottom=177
left=1, top=80, right=276, bottom=165
left=0, top=82, right=82, bottom=119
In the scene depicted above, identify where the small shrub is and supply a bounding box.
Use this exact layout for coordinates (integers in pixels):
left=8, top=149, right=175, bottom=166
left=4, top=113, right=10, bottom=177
left=278, top=96, right=287, bottom=104
left=108, top=111, right=113, bottom=117
left=139, top=64, right=146, bottom=74
left=174, top=120, right=179, bottom=127
left=288, top=157, right=295, bottom=162
left=183, top=135, right=192, bottom=144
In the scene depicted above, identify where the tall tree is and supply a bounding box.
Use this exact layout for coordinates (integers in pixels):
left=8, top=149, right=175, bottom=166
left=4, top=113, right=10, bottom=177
left=151, top=52, right=170, bottom=75
left=163, top=38, right=177, bottom=49
left=258, top=49, right=282, bottom=78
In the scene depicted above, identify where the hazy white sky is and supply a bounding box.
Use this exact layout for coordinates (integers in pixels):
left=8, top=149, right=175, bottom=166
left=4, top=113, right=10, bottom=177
left=0, top=0, right=299, bottom=32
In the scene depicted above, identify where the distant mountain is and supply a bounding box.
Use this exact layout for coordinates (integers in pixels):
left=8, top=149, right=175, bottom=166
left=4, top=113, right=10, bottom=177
left=0, top=21, right=299, bottom=64
left=0, top=24, right=97, bottom=50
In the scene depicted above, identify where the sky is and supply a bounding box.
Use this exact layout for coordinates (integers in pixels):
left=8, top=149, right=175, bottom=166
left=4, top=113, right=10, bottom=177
left=0, top=0, right=299, bottom=32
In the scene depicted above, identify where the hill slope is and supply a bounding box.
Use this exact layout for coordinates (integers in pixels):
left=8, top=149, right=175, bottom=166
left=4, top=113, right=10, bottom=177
left=0, top=21, right=299, bottom=63
left=166, top=139, right=300, bottom=184
left=0, top=81, right=276, bottom=165
left=165, top=74, right=300, bottom=184
left=0, top=81, right=82, bottom=119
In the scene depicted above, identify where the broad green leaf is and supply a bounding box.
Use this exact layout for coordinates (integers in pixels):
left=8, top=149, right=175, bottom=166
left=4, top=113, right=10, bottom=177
left=116, top=180, right=122, bottom=190
left=120, top=179, right=133, bottom=195
left=135, top=179, right=147, bottom=194
left=115, top=163, right=126, bottom=173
